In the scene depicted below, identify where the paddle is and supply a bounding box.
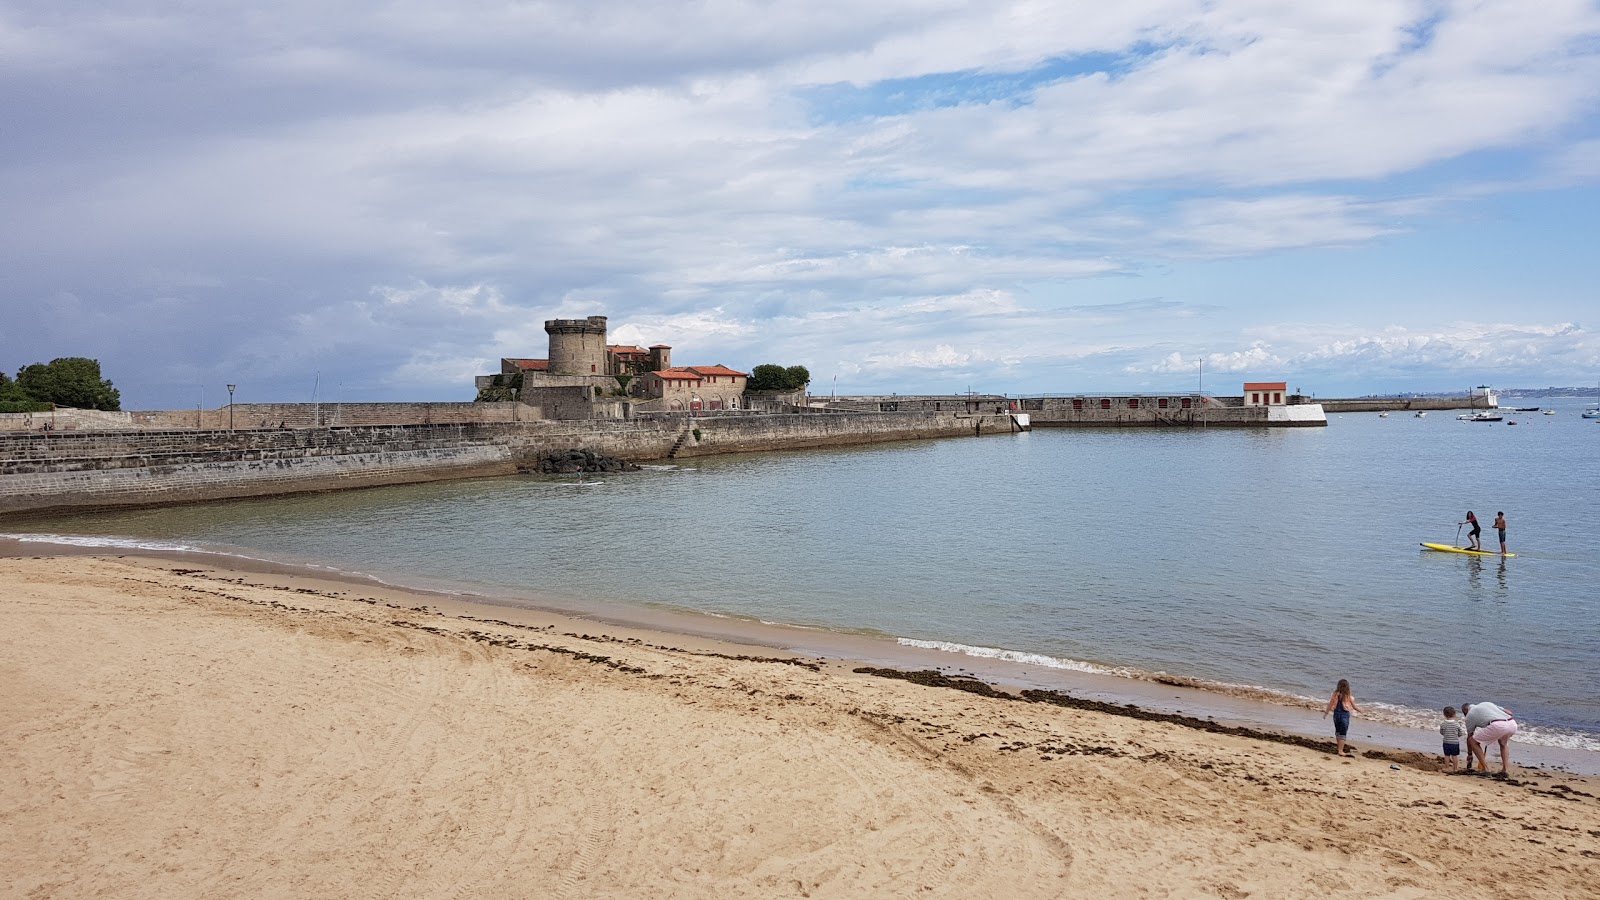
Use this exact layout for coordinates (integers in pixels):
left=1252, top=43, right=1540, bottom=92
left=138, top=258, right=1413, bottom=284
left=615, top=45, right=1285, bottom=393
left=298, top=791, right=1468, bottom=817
left=1455, top=522, right=1464, bottom=548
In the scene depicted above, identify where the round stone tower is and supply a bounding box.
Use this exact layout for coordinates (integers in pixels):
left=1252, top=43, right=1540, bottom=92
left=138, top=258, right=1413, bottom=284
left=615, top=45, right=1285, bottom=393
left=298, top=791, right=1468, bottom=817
left=544, top=316, right=608, bottom=375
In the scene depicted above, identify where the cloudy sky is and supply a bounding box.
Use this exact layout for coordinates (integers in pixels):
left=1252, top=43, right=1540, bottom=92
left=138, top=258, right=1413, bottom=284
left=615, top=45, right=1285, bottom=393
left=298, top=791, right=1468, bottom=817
left=4, top=1, right=1599, bottom=409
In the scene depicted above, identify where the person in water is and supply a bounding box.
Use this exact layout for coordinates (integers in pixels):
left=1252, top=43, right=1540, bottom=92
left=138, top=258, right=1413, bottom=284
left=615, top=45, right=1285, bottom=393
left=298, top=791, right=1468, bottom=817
left=1323, top=679, right=1362, bottom=756
left=1494, top=511, right=1507, bottom=556
left=1461, top=511, right=1482, bottom=551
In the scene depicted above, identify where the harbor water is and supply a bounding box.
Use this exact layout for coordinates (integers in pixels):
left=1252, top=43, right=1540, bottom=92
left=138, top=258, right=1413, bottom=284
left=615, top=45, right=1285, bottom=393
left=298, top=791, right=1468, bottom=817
left=7, top=398, right=1599, bottom=760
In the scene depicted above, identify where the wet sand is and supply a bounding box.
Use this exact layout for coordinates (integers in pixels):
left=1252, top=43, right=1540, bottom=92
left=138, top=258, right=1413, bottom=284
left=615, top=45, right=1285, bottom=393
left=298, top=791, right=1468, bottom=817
left=3, top=553, right=1597, bottom=899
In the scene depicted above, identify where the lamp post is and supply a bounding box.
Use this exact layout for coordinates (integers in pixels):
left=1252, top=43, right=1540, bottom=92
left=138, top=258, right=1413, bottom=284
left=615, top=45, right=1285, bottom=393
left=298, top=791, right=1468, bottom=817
left=226, top=384, right=236, bottom=430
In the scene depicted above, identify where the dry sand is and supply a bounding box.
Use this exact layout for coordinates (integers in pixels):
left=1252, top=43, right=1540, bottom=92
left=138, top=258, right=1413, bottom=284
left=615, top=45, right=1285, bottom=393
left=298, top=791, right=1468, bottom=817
left=3, top=554, right=1597, bottom=899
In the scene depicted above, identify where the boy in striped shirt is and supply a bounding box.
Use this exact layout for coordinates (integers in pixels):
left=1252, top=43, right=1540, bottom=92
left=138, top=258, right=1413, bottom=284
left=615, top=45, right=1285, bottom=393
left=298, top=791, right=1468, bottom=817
left=1439, top=706, right=1466, bottom=769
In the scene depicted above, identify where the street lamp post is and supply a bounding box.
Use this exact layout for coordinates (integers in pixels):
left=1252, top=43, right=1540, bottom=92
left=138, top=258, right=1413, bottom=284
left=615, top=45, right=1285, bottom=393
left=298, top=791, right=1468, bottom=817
left=227, top=384, right=236, bottom=430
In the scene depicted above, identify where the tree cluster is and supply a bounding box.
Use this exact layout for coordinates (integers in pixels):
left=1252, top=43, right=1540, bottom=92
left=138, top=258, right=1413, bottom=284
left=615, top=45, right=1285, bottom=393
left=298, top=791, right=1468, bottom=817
left=0, top=357, right=121, bottom=412
left=747, top=364, right=811, bottom=393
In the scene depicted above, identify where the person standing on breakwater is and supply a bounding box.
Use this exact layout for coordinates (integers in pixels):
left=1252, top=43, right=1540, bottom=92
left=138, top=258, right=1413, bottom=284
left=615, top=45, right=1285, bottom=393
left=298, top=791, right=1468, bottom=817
left=1494, top=512, right=1508, bottom=556
left=1462, top=701, right=1518, bottom=775
left=1323, top=679, right=1362, bottom=756
left=1461, top=511, right=1482, bottom=551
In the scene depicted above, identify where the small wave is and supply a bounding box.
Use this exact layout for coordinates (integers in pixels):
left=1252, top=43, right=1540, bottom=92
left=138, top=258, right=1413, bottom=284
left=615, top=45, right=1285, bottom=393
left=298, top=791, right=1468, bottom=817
left=897, top=638, right=1138, bottom=678
left=1, top=532, right=205, bottom=553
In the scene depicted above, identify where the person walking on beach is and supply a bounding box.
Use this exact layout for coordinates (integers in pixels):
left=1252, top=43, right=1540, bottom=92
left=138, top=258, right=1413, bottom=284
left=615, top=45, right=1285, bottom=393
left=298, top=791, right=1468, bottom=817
left=1493, top=512, right=1508, bottom=556
left=1461, top=511, right=1482, bottom=551
left=1323, top=679, right=1362, bottom=756
left=1439, top=706, right=1466, bottom=769
left=1462, top=701, right=1518, bottom=775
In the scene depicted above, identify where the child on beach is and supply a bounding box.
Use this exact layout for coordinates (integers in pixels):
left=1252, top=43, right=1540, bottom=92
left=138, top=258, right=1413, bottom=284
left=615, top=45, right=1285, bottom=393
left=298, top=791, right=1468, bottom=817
left=1439, top=706, right=1465, bottom=769
left=1323, top=679, right=1362, bottom=756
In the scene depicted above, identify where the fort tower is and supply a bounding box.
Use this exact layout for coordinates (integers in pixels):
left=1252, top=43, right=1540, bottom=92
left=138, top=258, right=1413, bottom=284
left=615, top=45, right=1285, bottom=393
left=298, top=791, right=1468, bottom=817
left=544, top=316, right=608, bottom=375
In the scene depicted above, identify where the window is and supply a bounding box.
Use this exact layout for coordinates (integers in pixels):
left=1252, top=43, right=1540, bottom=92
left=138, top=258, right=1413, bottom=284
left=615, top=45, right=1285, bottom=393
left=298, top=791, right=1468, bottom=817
left=1128, top=398, right=1139, bottom=409
left=1100, top=398, right=1111, bottom=409
left=1072, top=398, right=1083, bottom=410
left=1251, top=392, right=1260, bottom=404
left=1181, top=398, right=1192, bottom=409
left=1158, top=398, right=1169, bottom=409
left=1273, top=392, right=1282, bottom=403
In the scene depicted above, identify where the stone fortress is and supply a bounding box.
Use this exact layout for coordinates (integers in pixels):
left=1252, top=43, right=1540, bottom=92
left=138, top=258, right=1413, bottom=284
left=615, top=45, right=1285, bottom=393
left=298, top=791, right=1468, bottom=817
left=475, top=315, right=753, bottom=419
left=1, top=309, right=1335, bottom=516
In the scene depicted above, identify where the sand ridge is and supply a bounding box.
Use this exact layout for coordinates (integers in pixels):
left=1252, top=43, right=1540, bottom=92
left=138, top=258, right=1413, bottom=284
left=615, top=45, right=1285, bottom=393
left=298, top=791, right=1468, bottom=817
left=3, top=555, right=1597, bottom=899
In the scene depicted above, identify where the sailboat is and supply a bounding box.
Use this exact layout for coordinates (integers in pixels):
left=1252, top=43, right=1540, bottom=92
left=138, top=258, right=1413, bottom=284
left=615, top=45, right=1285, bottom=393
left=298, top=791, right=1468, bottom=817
left=1585, top=382, right=1600, bottom=419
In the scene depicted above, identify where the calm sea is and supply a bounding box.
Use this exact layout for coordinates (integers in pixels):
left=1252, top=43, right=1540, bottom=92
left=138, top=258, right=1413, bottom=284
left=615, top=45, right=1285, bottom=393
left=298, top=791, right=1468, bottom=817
left=8, top=398, right=1599, bottom=756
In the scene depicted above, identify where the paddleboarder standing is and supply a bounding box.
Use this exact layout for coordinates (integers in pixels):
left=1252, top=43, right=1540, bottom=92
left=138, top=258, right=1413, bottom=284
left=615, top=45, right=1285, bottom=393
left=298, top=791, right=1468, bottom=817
left=1460, top=511, right=1482, bottom=551
left=1494, top=512, right=1507, bottom=556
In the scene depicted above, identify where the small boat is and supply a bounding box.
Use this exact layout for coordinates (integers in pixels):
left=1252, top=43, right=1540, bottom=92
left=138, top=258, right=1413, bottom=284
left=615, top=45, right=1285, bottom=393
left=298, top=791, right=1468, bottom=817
left=1378, top=411, right=1390, bottom=418
left=1414, top=411, right=1427, bottom=418
left=1457, top=411, right=1503, bottom=422
left=1544, top=409, right=1556, bottom=415
left=1584, top=382, right=1600, bottom=418
left=1512, top=406, right=1540, bottom=412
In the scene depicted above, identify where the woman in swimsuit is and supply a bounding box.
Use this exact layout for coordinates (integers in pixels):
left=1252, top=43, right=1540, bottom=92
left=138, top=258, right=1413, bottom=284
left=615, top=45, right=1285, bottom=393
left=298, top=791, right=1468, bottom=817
left=1461, top=511, right=1482, bottom=551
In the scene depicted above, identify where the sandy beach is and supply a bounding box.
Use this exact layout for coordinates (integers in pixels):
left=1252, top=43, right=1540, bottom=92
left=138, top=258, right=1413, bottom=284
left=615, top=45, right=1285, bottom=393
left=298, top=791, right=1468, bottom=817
left=3, top=554, right=1597, bottom=899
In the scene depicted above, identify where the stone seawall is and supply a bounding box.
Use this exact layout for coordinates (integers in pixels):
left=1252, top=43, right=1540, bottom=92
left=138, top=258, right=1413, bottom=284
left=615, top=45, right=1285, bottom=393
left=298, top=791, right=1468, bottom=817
left=1318, top=397, right=1485, bottom=413
left=0, top=425, right=521, bottom=516
left=0, top=412, right=1018, bottom=516
left=1026, top=403, right=1326, bottom=427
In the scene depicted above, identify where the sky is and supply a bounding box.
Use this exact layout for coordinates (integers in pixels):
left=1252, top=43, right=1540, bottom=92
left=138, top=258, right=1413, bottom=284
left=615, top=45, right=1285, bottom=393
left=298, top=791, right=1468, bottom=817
left=3, top=0, right=1599, bottom=409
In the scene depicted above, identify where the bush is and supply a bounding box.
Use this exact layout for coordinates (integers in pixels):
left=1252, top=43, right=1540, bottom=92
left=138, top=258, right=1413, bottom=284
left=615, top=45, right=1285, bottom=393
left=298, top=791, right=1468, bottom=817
left=0, top=399, right=53, bottom=413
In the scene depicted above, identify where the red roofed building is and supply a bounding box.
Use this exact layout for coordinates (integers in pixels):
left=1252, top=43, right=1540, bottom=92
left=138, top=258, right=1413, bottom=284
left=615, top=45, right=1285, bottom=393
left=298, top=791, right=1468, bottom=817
left=501, top=358, right=549, bottom=374
left=638, top=365, right=749, bottom=411
left=1242, top=381, right=1287, bottom=407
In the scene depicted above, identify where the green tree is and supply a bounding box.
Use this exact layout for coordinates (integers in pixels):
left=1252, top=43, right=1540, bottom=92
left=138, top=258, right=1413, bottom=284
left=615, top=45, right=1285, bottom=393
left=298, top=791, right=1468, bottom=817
left=0, top=370, right=51, bottom=412
left=748, top=364, right=788, bottom=391
left=748, top=364, right=811, bottom=392
left=14, top=357, right=121, bottom=411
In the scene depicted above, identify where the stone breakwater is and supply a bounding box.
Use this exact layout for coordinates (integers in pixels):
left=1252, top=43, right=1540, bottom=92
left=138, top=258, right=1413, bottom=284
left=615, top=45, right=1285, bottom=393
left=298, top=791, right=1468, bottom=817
left=0, top=411, right=1016, bottom=516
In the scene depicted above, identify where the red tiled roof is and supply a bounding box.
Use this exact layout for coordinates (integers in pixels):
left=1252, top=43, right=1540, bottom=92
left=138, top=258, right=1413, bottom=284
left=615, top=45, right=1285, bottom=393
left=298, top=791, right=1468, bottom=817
left=507, top=358, right=549, bottom=371
left=608, top=345, right=649, bottom=355
left=1242, top=381, right=1287, bottom=391
left=652, top=368, right=702, bottom=382
left=686, top=365, right=748, bottom=377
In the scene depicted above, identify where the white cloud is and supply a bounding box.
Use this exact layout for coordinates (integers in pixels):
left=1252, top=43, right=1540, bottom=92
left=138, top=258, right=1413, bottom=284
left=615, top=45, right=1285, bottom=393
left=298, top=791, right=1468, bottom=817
left=4, top=2, right=1600, bottom=407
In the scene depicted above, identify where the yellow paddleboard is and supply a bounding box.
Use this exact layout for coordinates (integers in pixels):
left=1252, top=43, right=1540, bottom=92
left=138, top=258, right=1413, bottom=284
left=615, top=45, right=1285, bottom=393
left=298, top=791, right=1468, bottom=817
left=1420, top=543, right=1515, bottom=558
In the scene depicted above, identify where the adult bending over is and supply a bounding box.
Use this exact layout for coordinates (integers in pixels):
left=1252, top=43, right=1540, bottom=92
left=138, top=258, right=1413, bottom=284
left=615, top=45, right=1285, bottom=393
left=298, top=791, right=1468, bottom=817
left=1463, top=701, right=1518, bottom=774
left=1323, top=679, right=1362, bottom=756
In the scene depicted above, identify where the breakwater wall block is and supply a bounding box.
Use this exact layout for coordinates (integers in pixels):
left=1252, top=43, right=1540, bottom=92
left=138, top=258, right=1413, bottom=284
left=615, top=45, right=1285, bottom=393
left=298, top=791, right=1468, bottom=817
left=0, top=424, right=522, bottom=516
left=1023, top=401, right=1326, bottom=428
left=0, top=412, right=1018, bottom=516
left=1318, top=397, right=1487, bottom=413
